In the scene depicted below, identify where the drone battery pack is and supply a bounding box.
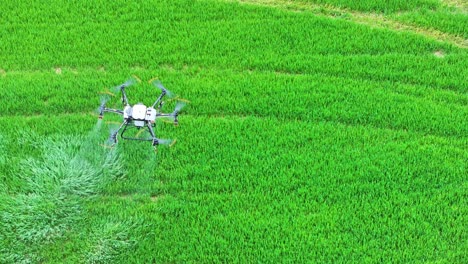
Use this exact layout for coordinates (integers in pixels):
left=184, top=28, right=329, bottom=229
left=145, top=107, right=156, bottom=123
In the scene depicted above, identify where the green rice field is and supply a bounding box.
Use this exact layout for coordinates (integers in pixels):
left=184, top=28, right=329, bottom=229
left=0, top=0, right=467, bottom=263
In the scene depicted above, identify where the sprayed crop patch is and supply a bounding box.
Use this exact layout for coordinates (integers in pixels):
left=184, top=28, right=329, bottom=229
left=0, top=123, right=132, bottom=263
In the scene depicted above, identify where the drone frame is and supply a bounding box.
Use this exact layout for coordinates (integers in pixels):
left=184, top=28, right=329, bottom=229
left=98, top=80, right=182, bottom=146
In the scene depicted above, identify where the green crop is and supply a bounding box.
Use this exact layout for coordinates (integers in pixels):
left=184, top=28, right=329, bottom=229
left=304, top=0, right=441, bottom=13
left=0, top=0, right=466, bottom=262
left=0, top=125, right=130, bottom=262
left=393, top=8, right=468, bottom=38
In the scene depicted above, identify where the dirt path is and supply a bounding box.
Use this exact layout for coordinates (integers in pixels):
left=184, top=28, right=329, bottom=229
left=441, top=0, right=468, bottom=12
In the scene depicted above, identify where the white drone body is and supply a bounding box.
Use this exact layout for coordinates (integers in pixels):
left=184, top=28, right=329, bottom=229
left=124, top=104, right=157, bottom=127
left=98, top=79, right=185, bottom=146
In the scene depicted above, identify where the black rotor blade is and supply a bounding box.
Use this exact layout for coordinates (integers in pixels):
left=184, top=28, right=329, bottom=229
left=173, top=101, right=186, bottom=114
left=112, top=78, right=137, bottom=93
left=100, top=94, right=110, bottom=106
left=152, top=80, right=175, bottom=98
left=122, top=78, right=136, bottom=87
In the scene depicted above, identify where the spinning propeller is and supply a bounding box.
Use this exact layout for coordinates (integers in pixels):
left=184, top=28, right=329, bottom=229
left=172, top=101, right=186, bottom=125
left=115, top=78, right=137, bottom=91
left=151, top=79, right=175, bottom=98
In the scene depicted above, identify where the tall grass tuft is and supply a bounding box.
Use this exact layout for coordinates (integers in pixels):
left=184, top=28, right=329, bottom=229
left=85, top=221, right=137, bottom=264
left=0, top=121, right=125, bottom=263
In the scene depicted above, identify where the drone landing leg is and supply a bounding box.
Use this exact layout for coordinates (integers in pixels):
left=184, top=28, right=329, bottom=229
left=109, top=120, right=128, bottom=145
left=147, top=123, right=158, bottom=146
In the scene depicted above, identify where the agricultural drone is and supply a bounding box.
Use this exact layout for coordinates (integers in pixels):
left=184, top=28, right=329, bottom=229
left=98, top=78, right=186, bottom=147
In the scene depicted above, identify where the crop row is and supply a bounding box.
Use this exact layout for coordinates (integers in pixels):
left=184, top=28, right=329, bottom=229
left=301, top=0, right=441, bottom=13
left=1, top=113, right=465, bottom=262
left=0, top=0, right=444, bottom=24
left=238, top=0, right=467, bottom=42
left=68, top=114, right=468, bottom=262
left=0, top=66, right=466, bottom=138
left=0, top=0, right=462, bottom=72
left=392, top=8, right=468, bottom=39
left=2, top=53, right=467, bottom=93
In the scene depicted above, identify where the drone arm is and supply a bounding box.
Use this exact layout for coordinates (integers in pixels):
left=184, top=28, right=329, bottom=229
left=151, top=92, right=166, bottom=109
left=120, top=87, right=130, bottom=106
left=156, top=112, right=179, bottom=125
left=155, top=113, right=174, bottom=118
left=103, top=108, right=124, bottom=115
